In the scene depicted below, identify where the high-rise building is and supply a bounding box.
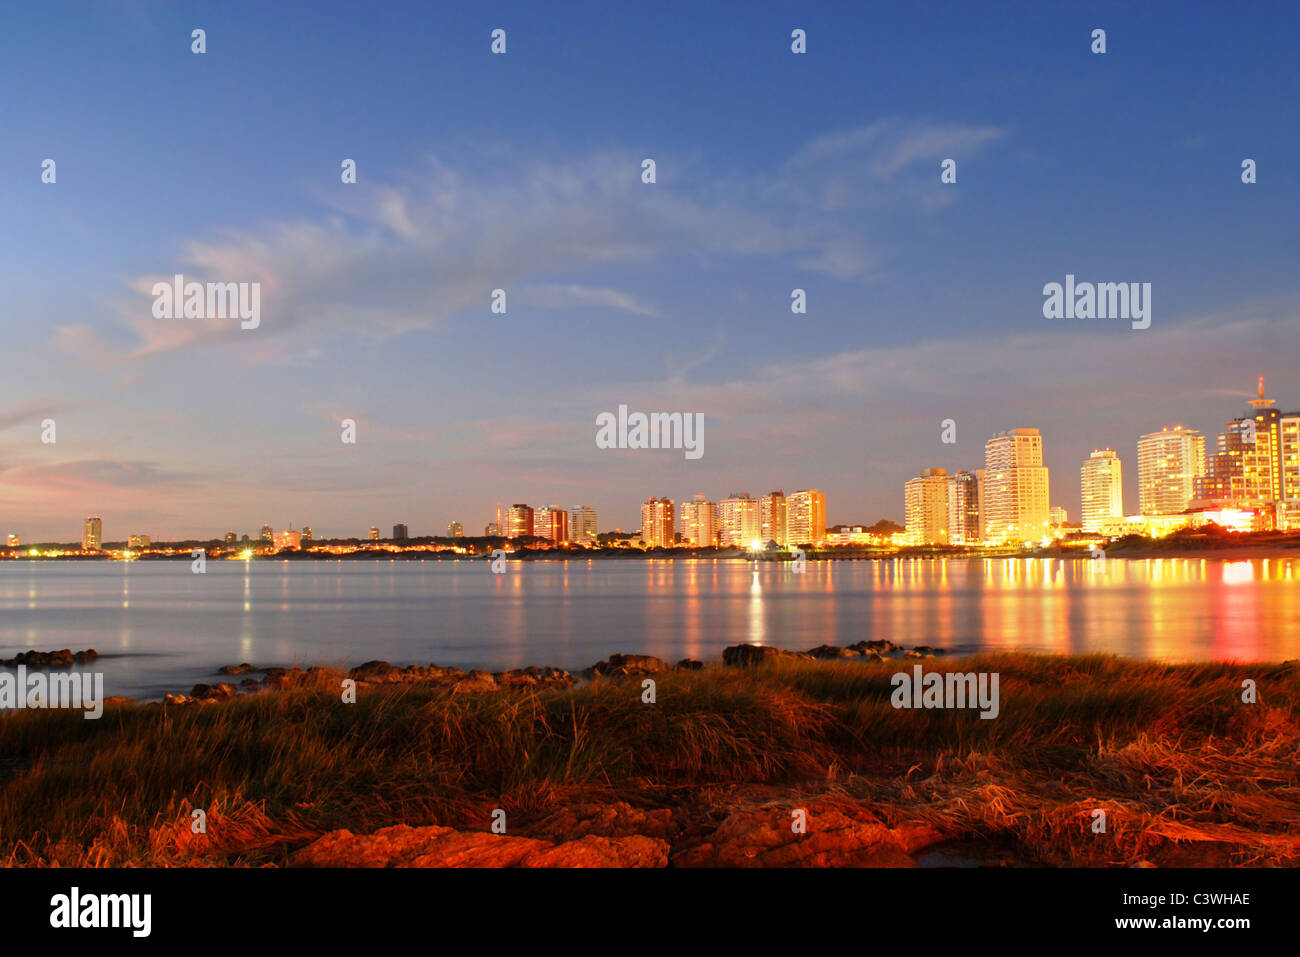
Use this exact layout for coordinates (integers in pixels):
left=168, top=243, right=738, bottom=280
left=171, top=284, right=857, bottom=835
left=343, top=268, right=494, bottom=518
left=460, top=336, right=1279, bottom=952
left=680, top=494, right=717, bottom=546
left=981, top=429, right=1050, bottom=543
left=569, top=506, right=598, bottom=544
left=640, top=497, right=675, bottom=547
left=786, top=489, right=827, bottom=545
left=717, top=493, right=760, bottom=547
left=1281, top=411, right=1300, bottom=528
left=127, top=534, right=151, bottom=549
left=224, top=531, right=237, bottom=544
left=392, top=524, right=409, bottom=541
left=6, top=534, right=19, bottom=548
left=534, top=506, right=568, bottom=543
left=1080, top=448, right=1124, bottom=533
left=1198, top=379, right=1285, bottom=525
left=905, top=469, right=950, bottom=545
left=946, top=470, right=980, bottom=544
left=507, top=504, right=534, bottom=539
left=760, top=491, right=788, bottom=546
left=1049, top=506, right=1068, bottom=525
left=261, top=523, right=274, bottom=543
left=302, top=526, right=313, bottom=543
left=1138, top=426, right=1205, bottom=515
left=447, top=521, right=464, bottom=538
left=275, top=528, right=302, bottom=550
left=485, top=521, right=501, bottom=537
left=368, top=526, right=381, bottom=541
left=82, top=516, right=102, bottom=551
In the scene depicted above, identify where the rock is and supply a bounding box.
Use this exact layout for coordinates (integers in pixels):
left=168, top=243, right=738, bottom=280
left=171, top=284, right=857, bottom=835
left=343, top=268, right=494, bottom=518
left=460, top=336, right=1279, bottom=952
left=451, top=670, right=498, bottom=693
left=191, top=682, right=238, bottom=700
left=904, top=650, right=924, bottom=658
left=349, top=660, right=397, bottom=681
left=74, top=649, right=99, bottom=663
left=675, top=658, right=704, bottom=671
left=672, top=804, right=942, bottom=868
left=520, top=834, right=668, bottom=868
left=2, top=648, right=94, bottom=668
left=722, top=644, right=813, bottom=667
left=163, top=694, right=194, bottom=706
left=219, top=662, right=254, bottom=675
left=583, top=654, right=668, bottom=679
left=290, top=824, right=669, bottom=868
left=805, top=645, right=860, bottom=659
left=913, top=645, right=946, bottom=654
left=240, top=677, right=262, bottom=690
left=848, top=639, right=898, bottom=654
left=531, top=802, right=674, bottom=842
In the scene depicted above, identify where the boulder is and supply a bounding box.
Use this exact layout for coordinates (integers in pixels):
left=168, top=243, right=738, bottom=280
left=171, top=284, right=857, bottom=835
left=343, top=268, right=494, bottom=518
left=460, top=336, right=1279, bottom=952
left=582, top=654, right=668, bottom=679
left=722, top=644, right=813, bottom=667
left=675, top=658, right=704, bottom=671
left=805, top=645, right=860, bottom=659
left=219, top=662, right=254, bottom=675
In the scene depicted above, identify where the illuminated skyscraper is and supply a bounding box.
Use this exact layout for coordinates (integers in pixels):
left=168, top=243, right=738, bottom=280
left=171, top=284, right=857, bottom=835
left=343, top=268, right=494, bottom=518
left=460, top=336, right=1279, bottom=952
left=302, top=526, right=313, bottom=543
left=1080, top=449, right=1124, bottom=533
left=127, top=534, right=151, bottom=549
left=82, top=516, right=102, bottom=551
left=569, top=505, right=598, bottom=544
left=1281, top=411, right=1300, bottom=527
left=1138, top=426, right=1206, bottom=515
left=905, top=469, right=950, bottom=545
left=392, top=524, right=409, bottom=541
left=946, top=470, right=980, bottom=544
left=261, top=523, right=274, bottom=543
left=534, top=505, right=568, bottom=543
left=368, top=526, right=380, bottom=541
left=786, top=489, right=827, bottom=545
left=507, top=504, right=534, bottom=539
left=640, top=497, right=675, bottom=547
left=6, top=534, right=19, bottom=548
left=717, top=493, right=760, bottom=547
left=447, top=521, right=464, bottom=538
left=225, top=531, right=237, bottom=544
left=981, top=429, right=1050, bottom=543
left=760, top=491, right=787, bottom=546
left=680, top=494, right=717, bottom=546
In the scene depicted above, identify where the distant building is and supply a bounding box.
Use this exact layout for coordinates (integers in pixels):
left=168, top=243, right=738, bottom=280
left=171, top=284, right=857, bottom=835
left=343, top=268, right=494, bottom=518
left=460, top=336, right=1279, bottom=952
left=447, top=521, right=464, bottom=538
left=760, top=491, right=788, bottom=546
left=261, top=524, right=274, bottom=543
left=1049, top=506, right=1067, bottom=525
left=680, top=494, right=717, bottom=546
left=368, top=526, right=381, bottom=541
left=946, top=470, right=980, bottom=544
left=905, top=469, right=950, bottom=545
left=7, top=534, right=19, bottom=548
left=1081, top=449, right=1124, bottom=533
left=127, top=534, right=151, bottom=549
left=640, top=497, right=675, bottom=547
left=275, top=528, right=302, bottom=551
left=484, top=521, right=501, bottom=537
left=1139, top=426, right=1205, bottom=515
left=568, top=505, right=598, bottom=544
left=507, top=504, right=534, bottom=539
left=83, top=516, right=102, bottom=551
left=980, top=429, right=1050, bottom=543
left=787, top=489, right=827, bottom=545
left=717, top=493, right=760, bottom=547
left=224, top=531, right=237, bottom=544
left=392, top=524, right=409, bottom=541
left=533, top=505, right=568, bottom=543
left=302, top=526, right=313, bottom=543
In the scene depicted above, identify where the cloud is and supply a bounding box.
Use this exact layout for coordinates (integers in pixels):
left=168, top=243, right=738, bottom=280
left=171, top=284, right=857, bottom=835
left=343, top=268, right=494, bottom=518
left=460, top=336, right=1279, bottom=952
left=0, top=458, right=192, bottom=493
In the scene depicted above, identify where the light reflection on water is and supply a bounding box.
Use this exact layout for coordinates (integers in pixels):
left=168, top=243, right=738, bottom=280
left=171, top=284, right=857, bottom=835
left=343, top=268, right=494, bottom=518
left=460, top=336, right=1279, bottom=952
left=0, top=557, right=1297, bottom=699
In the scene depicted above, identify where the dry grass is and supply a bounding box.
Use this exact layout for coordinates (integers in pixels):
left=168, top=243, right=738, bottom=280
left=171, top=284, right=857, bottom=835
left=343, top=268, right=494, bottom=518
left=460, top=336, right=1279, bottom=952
left=0, top=653, right=1296, bottom=866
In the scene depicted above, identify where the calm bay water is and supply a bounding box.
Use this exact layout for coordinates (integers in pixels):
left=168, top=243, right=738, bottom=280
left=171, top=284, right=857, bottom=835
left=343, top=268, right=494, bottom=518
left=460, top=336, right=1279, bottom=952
left=2, top=556, right=1299, bottom=700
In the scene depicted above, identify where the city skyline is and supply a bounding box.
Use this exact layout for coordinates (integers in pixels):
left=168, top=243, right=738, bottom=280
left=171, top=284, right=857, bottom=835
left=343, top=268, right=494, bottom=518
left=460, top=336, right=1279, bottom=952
left=2, top=4, right=1298, bottom=540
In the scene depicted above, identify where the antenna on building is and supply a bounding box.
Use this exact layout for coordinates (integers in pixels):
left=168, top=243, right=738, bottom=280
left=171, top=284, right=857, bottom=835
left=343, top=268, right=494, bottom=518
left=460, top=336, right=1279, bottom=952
left=1248, top=375, right=1275, bottom=410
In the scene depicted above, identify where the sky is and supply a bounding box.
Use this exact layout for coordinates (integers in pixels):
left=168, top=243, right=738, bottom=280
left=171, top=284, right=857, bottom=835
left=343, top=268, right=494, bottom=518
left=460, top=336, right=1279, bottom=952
left=1, top=0, right=1298, bottom=542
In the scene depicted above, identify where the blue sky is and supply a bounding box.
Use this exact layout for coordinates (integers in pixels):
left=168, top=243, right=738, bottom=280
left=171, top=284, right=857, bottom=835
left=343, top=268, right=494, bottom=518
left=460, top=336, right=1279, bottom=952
left=1, top=0, right=1298, bottom=540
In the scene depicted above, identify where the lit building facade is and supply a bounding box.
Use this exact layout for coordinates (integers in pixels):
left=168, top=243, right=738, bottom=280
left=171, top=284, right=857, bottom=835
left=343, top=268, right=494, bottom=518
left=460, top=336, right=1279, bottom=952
left=1138, top=426, right=1205, bottom=516
left=718, top=493, right=760, bottom=547
left=760, top=491, right=787, bottom=546
left=534, top=505, right=568, bottom=543
left=905, top=468, right=950, bottom=545
left=569, top=506, right=598, bottom=544
left=787, top=489, right=827, bottom=545
left=1080, top=448, right=1124, bottom=533
left=680, top=494, right=717, bottom=546
left=980, top=429, right=1050, bottom=543
left=447, top=521, right=464, bottom=538
left=507, top=504, right=534, bottom=539
left=640, top=497, right=675, bottom=547
left=946, top=470, right=980, bottom=544
left=83, top=516, right=102, bottom=551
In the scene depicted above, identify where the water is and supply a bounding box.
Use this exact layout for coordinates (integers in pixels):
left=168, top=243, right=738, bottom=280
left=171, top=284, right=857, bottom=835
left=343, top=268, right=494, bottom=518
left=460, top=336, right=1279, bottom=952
left=1, top=556, right=1299, bottom=700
